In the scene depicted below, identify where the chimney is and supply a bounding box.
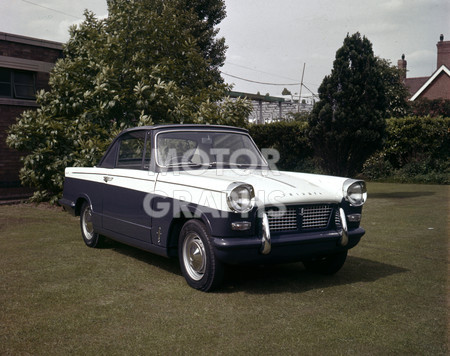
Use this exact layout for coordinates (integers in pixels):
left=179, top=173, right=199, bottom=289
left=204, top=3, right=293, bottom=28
left=397, top=54, right=407, bottom=81
left=437, top=34, right=450, bottom=69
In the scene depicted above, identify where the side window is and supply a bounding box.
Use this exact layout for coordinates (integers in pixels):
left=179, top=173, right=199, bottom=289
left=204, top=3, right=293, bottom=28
left=116, top=131, right=149, bottom=169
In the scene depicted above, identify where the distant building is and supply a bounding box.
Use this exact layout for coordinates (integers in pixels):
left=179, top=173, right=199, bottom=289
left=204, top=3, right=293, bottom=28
left=229, top=91, right=313, bottom=124
left=0, top=32, right=62, bottom=199
left=398, top=34, right=450, bottom=101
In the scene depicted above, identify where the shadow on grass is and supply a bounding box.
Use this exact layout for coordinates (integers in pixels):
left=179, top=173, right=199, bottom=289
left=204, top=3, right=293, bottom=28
left=100, top=239, right=408, bottom=294
left=369, top=191, right=435, bottom=199
left=101, top=238, right=182, bottom=275
left=219, top=256, right=408, bottom=294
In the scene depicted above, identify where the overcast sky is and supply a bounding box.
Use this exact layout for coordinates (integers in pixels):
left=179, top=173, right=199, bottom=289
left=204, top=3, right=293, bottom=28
left=1, top=0, right=449, bottom=98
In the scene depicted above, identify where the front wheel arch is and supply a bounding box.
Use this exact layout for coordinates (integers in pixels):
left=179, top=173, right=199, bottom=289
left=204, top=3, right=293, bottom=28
left=178, top=219, right=224, bottom=292
left=166, top=207, right=213, bottom=257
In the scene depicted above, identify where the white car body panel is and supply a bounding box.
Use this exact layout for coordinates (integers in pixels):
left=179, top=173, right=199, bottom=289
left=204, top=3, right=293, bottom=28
left=66, top=166, right=347, bottom=212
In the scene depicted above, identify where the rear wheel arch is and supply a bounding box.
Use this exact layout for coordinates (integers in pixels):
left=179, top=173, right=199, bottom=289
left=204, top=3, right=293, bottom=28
left=79, top=200, right=104, bottom=248
left=74, top=195, right=94, bottom=216
left=74, top=197, right=87, bottom=216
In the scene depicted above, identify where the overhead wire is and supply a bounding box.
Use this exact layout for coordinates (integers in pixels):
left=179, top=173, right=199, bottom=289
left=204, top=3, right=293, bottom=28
left=221, top=71, right=319, bottom=98
left=225, top=61, right=301, bottom=83
left=21, top=0, right=81, bottom=20
left=221, top=71, right=301, bottom=86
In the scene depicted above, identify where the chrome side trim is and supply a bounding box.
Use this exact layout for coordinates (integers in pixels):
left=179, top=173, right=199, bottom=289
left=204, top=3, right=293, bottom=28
left=260, top=212, right=271, bottom=254
left=338, top=207, right=348, bottom=246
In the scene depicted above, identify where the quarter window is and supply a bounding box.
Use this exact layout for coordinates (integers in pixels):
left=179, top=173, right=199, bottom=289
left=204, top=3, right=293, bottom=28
left=116, top=131, right=151, bottom=169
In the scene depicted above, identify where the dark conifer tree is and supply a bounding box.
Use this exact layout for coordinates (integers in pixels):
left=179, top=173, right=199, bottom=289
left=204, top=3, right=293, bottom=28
left=308, top=33, right=387, bottom=176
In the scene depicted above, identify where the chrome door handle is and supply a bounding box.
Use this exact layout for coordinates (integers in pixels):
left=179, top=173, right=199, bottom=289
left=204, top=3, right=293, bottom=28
left=103, top=176, right=113, bottom=182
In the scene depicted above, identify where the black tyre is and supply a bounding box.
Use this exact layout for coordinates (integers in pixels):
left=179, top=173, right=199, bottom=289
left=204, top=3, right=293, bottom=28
left=178, top=220, right=224, bottom=292
left=303, top=250, right=348, bottom=275
left=80, top=201, right=103, bottom=248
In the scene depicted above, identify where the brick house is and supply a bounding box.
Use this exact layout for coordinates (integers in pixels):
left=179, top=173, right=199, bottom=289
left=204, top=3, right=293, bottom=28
left=398, top=34, right=450, bottom=101
left=0, top=32, right=63, bottom=199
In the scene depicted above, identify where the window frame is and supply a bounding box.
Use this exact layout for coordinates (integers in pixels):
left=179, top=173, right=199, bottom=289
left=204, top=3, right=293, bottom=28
left=0, top=68, right=36, bottom=100
left=99, top=130, right=151, bottom=170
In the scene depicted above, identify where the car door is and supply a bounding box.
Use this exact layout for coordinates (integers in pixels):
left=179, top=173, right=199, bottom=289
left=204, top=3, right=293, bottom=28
left=101, top=130, right=156, bottom=242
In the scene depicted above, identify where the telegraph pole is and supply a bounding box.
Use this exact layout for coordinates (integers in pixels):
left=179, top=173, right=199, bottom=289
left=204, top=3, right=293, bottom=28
left=298, top=63, right=306, bottom=112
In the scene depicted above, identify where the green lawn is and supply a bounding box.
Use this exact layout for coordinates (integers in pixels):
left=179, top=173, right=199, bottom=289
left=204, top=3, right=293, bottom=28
left=0, top=183, right=448, bottom=355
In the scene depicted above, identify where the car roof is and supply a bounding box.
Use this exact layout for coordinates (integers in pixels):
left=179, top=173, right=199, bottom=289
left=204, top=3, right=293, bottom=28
left=121, top=124, right=249, bottom=134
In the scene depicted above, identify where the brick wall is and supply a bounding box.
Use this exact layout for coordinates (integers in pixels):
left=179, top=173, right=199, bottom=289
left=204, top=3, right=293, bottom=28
left=0, top=41, right=62, bottom=63
left=436, top=38, right=450, bottom=69
left=420, top=72, right=450, bottom=100
left=0, top=105, right=34, bottom=186
left=0, top=32, right=62, bottom=195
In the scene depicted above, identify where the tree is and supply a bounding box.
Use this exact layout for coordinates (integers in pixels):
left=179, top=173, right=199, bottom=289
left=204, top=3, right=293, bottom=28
left=7, top=0, right=251, bottom=202
left=308, top=32, right=388, bottom=177
left=377, top=58, right=410, bottom=117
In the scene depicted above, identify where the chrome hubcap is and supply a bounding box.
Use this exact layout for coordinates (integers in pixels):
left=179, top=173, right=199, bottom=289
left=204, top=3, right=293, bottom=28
left=82, top=206, right=94, bottom=240
left=183, top=232, right=206, bottom=281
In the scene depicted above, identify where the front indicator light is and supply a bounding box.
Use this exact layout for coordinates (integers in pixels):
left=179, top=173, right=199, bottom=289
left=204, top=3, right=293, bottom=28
left=347, top=214, right=362, bottom=223
left=231, top=221, right=252, bottom=231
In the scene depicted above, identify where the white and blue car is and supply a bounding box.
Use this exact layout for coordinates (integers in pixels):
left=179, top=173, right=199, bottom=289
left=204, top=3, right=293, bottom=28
left=59, top=124, right=367, bottom=291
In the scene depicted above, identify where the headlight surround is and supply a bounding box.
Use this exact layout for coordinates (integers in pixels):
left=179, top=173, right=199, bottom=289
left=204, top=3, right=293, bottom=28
left=226, top=183, right=255, bottom=213
left=343, top=179, right=367, bottom=206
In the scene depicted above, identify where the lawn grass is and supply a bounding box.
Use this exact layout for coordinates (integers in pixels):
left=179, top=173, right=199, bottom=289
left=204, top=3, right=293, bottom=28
left=0, top=183, right=448, bottom=355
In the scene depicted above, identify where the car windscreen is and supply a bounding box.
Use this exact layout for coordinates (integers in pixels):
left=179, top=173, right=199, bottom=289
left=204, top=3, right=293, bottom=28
left=156, top=130, right=267, bottom=168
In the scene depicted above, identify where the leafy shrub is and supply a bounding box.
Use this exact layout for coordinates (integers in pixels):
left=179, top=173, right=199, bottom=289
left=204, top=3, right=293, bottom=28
left=363, top=116, right=449, bottom=184
left=362, top=151, right=393, bottom=180
left=384, top=116, right=449, bottom=169
left=410, top=98, right=450, bottom=117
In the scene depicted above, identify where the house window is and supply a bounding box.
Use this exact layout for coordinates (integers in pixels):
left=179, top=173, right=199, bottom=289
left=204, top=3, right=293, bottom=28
left=0, top=68, right=11, bottom=97
left=0, top=68, right=36, bottom=100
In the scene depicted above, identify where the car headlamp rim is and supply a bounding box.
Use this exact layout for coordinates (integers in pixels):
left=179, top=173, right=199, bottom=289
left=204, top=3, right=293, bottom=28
left=343, top=179, right=367, bottom=207
left=226, top=182, right=255, bottom=213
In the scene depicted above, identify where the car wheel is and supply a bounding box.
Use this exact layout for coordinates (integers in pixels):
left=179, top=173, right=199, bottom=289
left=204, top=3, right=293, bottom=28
left=80, top=201, right=103, bottom=248
left=178, top=220, right=224, bottom=292
left=303, top=250, right=348, bottom=275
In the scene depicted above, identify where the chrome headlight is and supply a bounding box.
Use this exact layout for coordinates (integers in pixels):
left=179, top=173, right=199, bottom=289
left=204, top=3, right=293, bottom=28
left=343, top=179, right=367, bottom=207
left=226, top=182, right=255, bottom=213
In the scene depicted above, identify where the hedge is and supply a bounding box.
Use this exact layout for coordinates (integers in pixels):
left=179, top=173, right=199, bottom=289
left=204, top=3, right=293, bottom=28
left=250, top=117, right=449, bottom=184
left=363, top=116, right=449, bottom=184
left=248, top=121, right=314, bottom=172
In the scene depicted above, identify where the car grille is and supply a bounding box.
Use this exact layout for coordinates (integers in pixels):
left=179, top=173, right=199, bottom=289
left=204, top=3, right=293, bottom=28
left=266, top=208, right=297, bottom=232
left=335, top=210, right=342, bottom=229
left=266, top=205, right=333, bottom=233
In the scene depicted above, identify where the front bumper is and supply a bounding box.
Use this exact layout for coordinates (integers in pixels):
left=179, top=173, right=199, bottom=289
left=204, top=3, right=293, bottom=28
left=212, top=227, right=365, bottom=264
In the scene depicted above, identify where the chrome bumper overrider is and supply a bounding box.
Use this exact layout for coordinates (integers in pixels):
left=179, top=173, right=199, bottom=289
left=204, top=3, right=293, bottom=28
left=260, top=212, right=271, bottom=254
left=338, top=207, right=349, bottom=246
